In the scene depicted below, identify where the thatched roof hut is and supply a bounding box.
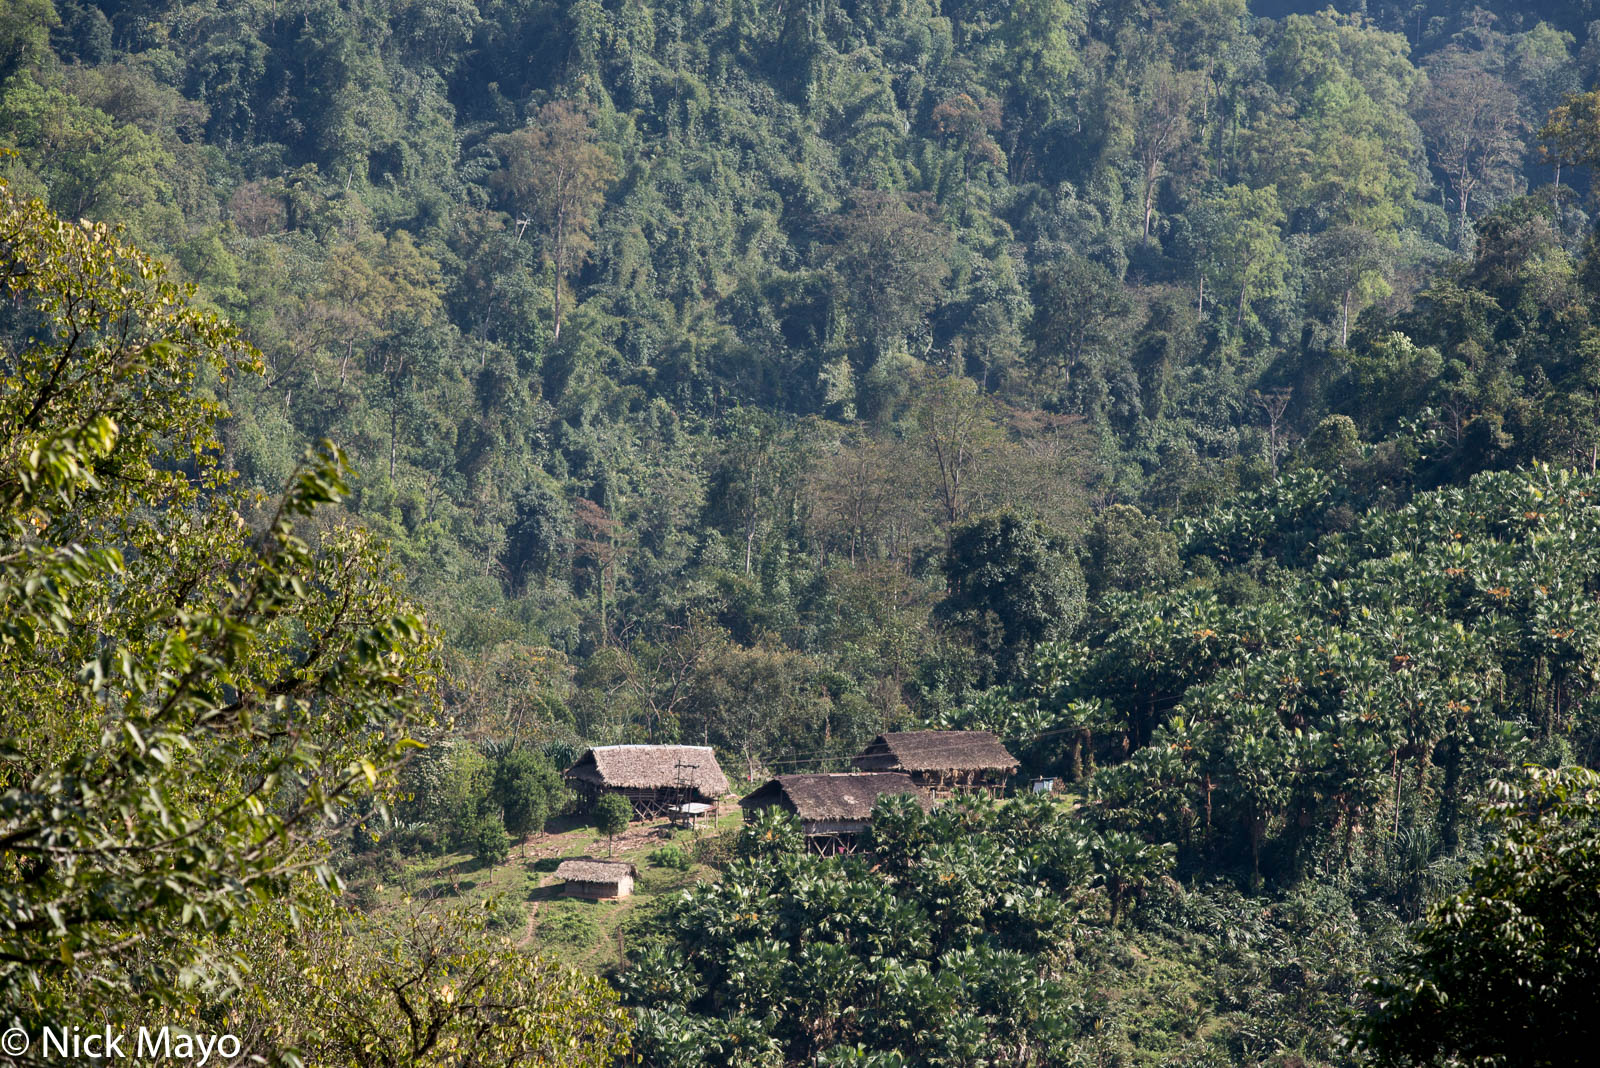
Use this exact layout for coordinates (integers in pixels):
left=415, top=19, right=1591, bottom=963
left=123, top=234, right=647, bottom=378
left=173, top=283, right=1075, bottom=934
left=852, top=731, right=1019, bottom=773
left=740, top=772, right=932, bottom=823
left=851, top=731, right=1019, bottom=796
left=555, top=859, right=637, bottom=899
left=564, top=745, right=730, bottom=814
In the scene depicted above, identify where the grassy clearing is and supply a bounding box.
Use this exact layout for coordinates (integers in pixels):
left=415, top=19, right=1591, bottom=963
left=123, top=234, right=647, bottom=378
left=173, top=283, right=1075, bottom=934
left=365, top=803, right=745, bottom=972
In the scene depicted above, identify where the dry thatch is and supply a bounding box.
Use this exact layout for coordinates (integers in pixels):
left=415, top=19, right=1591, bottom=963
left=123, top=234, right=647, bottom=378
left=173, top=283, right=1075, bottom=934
left=555, top=859, right=638, bottom=884
left=565, top=745, right=730, bottom=798
left=852, top=731, right=1018, bottom=774
left=740, top=773, right=931, bottom=821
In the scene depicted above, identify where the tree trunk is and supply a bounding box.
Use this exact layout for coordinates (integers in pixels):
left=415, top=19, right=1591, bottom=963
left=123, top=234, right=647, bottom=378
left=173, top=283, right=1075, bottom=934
left=743, top=462, right=762, bottom=575
left=552, top=206, right=567, bottom=341
left=1142, top=171, right=1157, bottom=242
left=1392, top=751, right=1402, bottom=835
left=389, top=383, right=398, bottom=479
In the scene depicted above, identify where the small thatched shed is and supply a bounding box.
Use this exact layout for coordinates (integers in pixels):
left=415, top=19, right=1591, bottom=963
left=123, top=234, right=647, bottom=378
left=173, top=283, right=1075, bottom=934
left=740, top=772, right=932, bottom=854
left=564, top=745, right=730, bottom=819
left=555, top=859, right=637, bottom=899
left=851, top=731, right=1019, bottom=798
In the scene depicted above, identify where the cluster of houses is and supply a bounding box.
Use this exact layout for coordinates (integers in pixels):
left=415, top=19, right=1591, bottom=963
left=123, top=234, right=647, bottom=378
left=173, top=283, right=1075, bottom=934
left=551, top=731, right=1021, bottom=897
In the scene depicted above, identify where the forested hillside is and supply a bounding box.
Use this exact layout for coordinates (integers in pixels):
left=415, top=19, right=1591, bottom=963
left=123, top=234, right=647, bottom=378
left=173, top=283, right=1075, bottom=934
left=7, top=0, right=1600, bottom=1064
left=11, top=0, right=1600, bottom=756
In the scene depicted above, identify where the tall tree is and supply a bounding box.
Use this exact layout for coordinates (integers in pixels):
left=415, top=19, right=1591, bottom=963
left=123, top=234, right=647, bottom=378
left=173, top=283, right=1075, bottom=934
left=935, top=509, right=1086, bottom=687
left=1027, top=253, right=1133, bottom=400
left=493, top=101, right=618, bottom=341
left=1193, top=183, right=1289, bottom=329
left=1538, top=88, right=1600, bottom=194
left=1311, top=224, right=1392, bottom=347
left=573, top=497, right=625, bottom=644
left=1417, top=52, right=1526, bottom=249
left=824, top=190, right=952, bottom=400
left=1132, top=60, right=1199, bottom=242
left=907, top=373, right=1007, bottom=551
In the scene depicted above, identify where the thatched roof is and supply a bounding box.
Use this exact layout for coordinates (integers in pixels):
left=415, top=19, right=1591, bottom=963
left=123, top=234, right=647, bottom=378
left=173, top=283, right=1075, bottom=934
left=555, top=859, right=638, bottom=884
left=852, top=731, right=1019, bottom=774
left=565, top=745, right=730, bottom=797
left=740, top=773, right=931, bottom=821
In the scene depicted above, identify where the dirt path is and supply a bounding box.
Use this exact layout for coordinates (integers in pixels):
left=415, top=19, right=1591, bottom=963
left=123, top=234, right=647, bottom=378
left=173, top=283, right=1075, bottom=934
left=577, top=897, right=635, bottom=971
left=516, top=876, right=551, bottom=947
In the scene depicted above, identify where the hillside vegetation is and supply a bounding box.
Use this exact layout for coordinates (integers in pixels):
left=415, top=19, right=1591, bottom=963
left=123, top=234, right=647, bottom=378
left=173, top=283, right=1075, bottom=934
left=7, top=0, right=1600, bottom=1064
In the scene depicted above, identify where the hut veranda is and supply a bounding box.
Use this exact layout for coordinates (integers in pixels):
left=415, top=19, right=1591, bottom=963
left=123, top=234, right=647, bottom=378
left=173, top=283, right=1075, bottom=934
left=852, top=731, right=1019, bottom=798
left=740, top=773, right=934, bottom=854
left=564, top=745, right=730, bottom=819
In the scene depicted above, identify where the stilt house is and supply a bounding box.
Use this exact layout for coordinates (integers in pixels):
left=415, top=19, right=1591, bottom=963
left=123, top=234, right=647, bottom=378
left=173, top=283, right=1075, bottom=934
left=739, top=772, right=932, bottom=855
left=851, top=731, right=1019, bottom=798
left=564, top=745, right=730, bottom=819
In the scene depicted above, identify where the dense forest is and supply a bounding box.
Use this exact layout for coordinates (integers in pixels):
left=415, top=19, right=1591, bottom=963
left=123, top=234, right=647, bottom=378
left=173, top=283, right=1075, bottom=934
left=7, top=0, right=1600, bottom=1063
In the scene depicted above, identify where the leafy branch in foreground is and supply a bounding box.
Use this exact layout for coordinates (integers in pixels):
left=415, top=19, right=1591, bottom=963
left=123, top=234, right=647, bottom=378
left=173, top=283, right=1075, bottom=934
left=1359, top=765, right=1600, bottom=1067
left=223, top=891, right=631, bottom=1068
left=0, top=176, right=439, bottom=1031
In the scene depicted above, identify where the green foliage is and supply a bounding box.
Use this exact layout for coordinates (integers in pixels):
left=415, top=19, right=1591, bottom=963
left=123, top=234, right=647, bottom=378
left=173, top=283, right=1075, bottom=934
left=936, top=509, right=1086, bottom=688
left=0, top=68, right=175, bottom=230
left=1193, top=184, right=1290, bottom=333
left=9, top=0, right=1586, bottom=790
left=434, top=742, right=496, bottom=836
left=736, top=807, right=803, bottom=859
left=986, top=462, right=1600, bottom=921
left=8, top=0, right=1600, bottom=1058
left=594, top=792, right=632, bottom=854
left=1081, top=504, right=1181, bottom=599
left=0, top=178, right=437, bottom=1030
left=486, top=892, right=530, bottom=933
left=491, top=100, right=617, bottom=342
left=647, top=844, right=692, bottom=871
left=467, top=811, right=511, bottom=868
left=494, top=745, right=569, bottom=841
left=623, top=793, right=1161, bottom=1064
left=229, top=891, right=630, bottom=1065
left=1361, top=766, right=1600, bottom=1067
left=0, top=0, right=56, bottom=83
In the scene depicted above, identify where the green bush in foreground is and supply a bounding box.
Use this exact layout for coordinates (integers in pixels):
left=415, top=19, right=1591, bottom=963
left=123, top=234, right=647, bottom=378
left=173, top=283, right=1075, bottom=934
left=1361, top=766, right=1600, bottom=1067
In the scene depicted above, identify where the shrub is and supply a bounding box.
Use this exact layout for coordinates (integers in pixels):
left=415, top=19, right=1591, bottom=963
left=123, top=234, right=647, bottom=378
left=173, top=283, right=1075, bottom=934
left=647, top=844, right=692, bottom=871
left=467, top=813, right=511, bottom=867
left=693, top=831, right=738, bottom=870
left=486, top=895, right=528, bottom=933
left=594, top=793, right=632, bottom=855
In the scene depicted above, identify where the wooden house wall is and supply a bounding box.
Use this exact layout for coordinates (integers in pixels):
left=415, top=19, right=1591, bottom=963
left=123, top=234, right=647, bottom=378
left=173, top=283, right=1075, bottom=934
left=564, top=876, right=633, bottom=899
